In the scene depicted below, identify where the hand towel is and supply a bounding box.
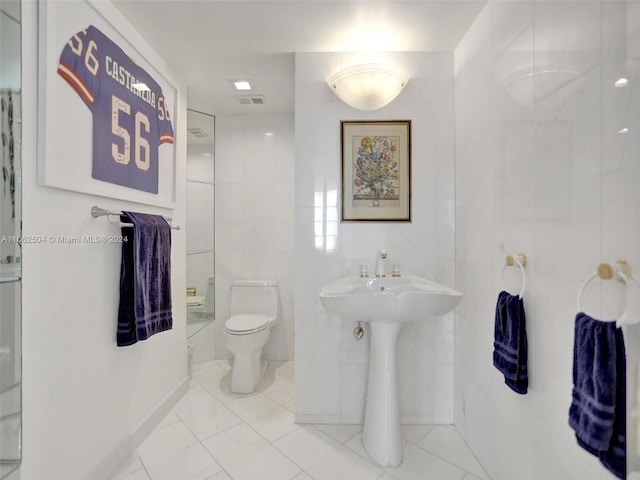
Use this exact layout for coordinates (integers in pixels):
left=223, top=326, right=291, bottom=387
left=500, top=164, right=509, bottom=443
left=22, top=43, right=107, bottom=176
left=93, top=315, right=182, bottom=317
left=117, top=212, right=173, bottom=346
left=493, top=290, right=528, bottom=394
left=569, top=312, right=626, bottom=479
left=599, top=327, right=626, bottom=479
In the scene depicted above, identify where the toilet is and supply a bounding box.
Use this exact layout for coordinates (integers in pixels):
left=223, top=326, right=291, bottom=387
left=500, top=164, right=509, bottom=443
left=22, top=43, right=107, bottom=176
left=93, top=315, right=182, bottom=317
left=224, top=280, right=279, bottom=394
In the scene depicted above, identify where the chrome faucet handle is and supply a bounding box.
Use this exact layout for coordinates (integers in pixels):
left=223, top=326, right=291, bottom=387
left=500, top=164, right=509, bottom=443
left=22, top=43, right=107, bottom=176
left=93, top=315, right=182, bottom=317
left=376, top=250, right=388, bottom=277
left=359, top=264, right=369, bottom=278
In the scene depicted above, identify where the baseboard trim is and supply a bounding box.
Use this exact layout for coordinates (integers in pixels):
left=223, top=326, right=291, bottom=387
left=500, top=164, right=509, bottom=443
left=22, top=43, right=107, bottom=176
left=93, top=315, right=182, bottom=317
left=295, top=414, right=342, bottom=424
left=86, top=376, right=190, bottom=480
left=295, top=413, right=449, bottom=425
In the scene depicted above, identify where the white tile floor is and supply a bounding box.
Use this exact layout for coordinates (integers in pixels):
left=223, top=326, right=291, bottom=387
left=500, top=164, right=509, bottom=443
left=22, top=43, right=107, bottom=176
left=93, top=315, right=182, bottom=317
left=110, top=361, right=491, bottom=480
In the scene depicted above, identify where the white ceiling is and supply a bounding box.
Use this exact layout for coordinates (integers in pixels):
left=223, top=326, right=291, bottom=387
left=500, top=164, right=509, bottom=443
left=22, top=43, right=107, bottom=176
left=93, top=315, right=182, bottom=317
left=112, top=1, right=486, bottom=115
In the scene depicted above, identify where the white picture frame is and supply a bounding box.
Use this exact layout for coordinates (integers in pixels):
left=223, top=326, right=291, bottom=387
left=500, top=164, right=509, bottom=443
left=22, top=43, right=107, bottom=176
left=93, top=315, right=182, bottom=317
left=37, top=0, right=178, bottom=208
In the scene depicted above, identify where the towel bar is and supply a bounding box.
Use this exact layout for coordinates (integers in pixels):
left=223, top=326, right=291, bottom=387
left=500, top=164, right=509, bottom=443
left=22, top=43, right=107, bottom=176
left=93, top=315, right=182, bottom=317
left=501, top=253, right=527, bottom=298
left=91, top=206, right=180, bottom=230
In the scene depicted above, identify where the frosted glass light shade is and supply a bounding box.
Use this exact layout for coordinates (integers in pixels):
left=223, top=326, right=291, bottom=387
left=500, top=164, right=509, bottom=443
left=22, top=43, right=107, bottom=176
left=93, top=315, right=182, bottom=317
left=327, top=64, right=408, bottom=111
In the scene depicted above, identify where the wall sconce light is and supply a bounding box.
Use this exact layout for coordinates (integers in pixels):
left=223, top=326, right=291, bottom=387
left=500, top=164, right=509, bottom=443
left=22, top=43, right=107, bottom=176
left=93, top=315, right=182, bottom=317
left=327, top=64, right=408, bottom=110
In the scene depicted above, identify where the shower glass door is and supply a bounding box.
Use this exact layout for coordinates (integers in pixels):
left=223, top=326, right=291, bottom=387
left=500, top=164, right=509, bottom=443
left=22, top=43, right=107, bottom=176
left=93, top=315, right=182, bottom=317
left=0, top=0, right=22, bottom=478
left=186, top=109, right=215, bottom=337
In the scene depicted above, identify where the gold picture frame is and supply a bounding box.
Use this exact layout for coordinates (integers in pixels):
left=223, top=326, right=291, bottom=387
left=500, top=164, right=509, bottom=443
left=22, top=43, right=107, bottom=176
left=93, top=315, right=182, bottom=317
left=341, top=120, right=411, bottom=222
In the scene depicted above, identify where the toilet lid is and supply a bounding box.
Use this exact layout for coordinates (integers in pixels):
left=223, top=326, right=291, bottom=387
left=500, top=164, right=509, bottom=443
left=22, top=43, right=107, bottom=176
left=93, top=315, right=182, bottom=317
left=225, top=314, right=269, bottom=334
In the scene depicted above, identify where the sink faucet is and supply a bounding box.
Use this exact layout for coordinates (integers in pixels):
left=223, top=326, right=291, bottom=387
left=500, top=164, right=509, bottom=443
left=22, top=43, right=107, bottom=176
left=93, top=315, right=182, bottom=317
left=375, top=250, right=388, bottom=277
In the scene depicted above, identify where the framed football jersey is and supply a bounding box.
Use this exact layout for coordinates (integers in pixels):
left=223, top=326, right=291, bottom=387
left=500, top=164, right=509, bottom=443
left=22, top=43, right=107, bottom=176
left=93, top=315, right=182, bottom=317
left=37, top=0, right=180, bottom=208
left=58, top=25, right=174, bottom=194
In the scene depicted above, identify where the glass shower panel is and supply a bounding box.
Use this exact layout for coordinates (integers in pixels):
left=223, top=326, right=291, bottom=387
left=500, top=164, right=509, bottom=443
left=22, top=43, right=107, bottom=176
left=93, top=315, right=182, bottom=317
left=186, top=109, right=215, bottom=338
left=0, top=1, right=21, bottom=477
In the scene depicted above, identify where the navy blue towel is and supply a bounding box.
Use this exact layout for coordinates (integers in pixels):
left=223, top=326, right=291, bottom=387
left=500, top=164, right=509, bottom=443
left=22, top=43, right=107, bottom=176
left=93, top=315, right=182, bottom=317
left=569, top=312, right=626, bottom=479
left=117, top=212, right=173, bottom=346
left=493, top=290, right=528, bottom=394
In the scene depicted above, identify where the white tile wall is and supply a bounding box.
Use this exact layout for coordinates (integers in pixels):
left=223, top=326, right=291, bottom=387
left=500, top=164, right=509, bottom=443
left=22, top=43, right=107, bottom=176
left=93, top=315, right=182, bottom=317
left=294, top=52, right=456, bottom=424
left=454, top=2, right=640, bottom=479
left=215, top=114, right=295, bottom=362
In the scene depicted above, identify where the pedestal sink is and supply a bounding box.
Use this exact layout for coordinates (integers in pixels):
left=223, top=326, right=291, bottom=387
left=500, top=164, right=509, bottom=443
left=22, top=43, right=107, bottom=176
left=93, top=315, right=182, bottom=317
left=319, top=275, right=463, bottom=467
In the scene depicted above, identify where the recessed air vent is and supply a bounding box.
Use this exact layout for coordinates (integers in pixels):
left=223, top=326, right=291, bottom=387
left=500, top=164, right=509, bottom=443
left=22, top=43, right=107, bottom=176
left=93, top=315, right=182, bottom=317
left=187, top=128, right=208, bottom=138
left=237, top=95, right=266, bottom=105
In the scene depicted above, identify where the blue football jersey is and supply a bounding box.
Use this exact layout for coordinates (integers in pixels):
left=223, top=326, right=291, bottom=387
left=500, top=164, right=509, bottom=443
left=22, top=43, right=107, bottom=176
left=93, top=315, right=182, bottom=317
left=58, top=25, right=174, bottom=194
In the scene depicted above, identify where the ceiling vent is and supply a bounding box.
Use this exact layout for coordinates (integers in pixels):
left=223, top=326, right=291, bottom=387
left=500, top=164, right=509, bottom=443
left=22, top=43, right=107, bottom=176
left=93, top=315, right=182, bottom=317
left=237, top=95, right=266, bottom=105
left=187, top=127, right=208, bottom=138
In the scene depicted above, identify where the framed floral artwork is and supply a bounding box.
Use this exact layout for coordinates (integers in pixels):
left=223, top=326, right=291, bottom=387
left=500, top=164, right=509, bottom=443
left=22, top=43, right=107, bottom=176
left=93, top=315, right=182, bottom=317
left=341, top=120, right=411, bottom=221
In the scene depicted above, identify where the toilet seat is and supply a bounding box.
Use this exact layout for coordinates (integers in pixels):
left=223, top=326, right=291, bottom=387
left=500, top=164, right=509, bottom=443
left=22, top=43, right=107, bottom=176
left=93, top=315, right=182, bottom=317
left=225, top=314, right=269, bottom=335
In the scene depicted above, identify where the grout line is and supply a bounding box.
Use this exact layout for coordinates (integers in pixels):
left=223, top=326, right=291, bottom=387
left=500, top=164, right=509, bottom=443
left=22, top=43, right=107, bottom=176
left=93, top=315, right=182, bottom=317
left=311, top=423, right=363, bottom=445
left=405, top=424, right=435, bottom=445
left=134, top=450, right=154, bottom=480
left=113, top=361, right=486, bottom=480
left=453, top=424, right=492, bottom=480
left=410, top=428, right=487, bottom=479
left=411, top=442, right=474, bottom=478
left=270, top=425, right=381, bottom=480
left=236, top=421, right=306, bottom=478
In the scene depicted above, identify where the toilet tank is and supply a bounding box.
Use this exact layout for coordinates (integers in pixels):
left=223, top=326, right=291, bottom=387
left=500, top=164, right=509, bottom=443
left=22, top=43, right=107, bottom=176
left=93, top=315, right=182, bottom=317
left=230, top=280, right=279, bottom=325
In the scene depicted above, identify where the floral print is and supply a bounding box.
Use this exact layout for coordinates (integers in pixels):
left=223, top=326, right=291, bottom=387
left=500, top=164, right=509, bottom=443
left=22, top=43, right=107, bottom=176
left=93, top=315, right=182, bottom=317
left=352, top=135, right=400, bottom=202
